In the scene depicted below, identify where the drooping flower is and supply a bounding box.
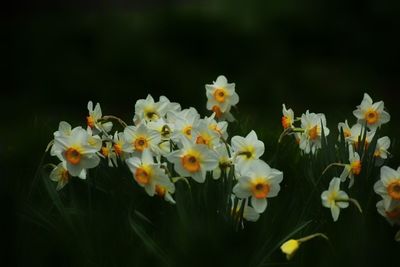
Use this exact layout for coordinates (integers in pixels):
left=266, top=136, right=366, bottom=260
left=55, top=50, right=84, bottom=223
left=233, top=160, right=283, bottom=213
left=281, top=104, right=294, bottom=129
left=353, top=93, right=390, bottom=130
left=205, top=75, right=239, bottom=121
left=155, top=184, right=176, bottom=204
left=340, top=146, right=361, bottom=188
left=123, top=123, right=161, bottom=156
left=166, top=137, right=219, bottom=183
left=49, top=162, right=74, bottom=190
left=53, top=126, right=102, bottom=178
left=126, top=149, right=173, bottom=197
left=321, top=177, right=349, bottom=221
left=86, top=101, right=113, bottom=134
left=376, top=199, right=400, bottom=226
left=231, top=130, right=265, bottom=168
left=337, top=119, right=352, bottom=140
left=374, top=136, right=391, bottom=159
left=299, top=111, right=330, bottom=154
left=280, top=233, right=328, bottom=260
left=374, top=166, right=400, bottom=209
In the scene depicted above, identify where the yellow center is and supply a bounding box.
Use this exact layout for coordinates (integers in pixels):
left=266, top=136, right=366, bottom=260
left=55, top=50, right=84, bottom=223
left=351, top=160, right=361, bottom=175
left=144, top=109, right=159, bottom=121
left=308, top=125, right=319, bottom=140
left=101, top=146, right=109, bottom=157
left=281, top=116, right=292, bottom=129
left=134, top=137, right=149, bottom=152
left=161, top=125, right=171, bottom=138
left=86, top=115, right=95, bottom=128
left=212, top=105, right=223, bottom=118
left=213, top=88, right=228, bottom=103
left=182, top=126, right=192, bottom=138
left=114, top=143, right=122, bottom=155
left=343, top=129, right=351, bottom=138
left=181, top=152, right=201, bottom=173
left=135, top=166, right=151, bottom=185
left=65, top=147, right=82, bottom=165
left=365, top=109, right=379, bottom=125
left=250, top=178, right=270, bottom=199
left=155, top=185, right=167, bottom=198
left=387, top=181, right=400, bottom=200
left=237, top=146, right=255, bottom=160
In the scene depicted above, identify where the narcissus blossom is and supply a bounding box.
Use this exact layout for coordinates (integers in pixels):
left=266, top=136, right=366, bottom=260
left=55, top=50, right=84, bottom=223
left=281, top=104, right=294, bottom=129
left=134, top=94, right=174, bottom=124
left=346, top=123, right=375, bottom=149
left=126, top=149, right=173, bottom=197
left=231, top=130, right=265, bottom=167
left=205, top=75, right=239, bottom=121
left=233, top=160, right=283, bottom=213
left=169, top=108, right=200, bottom=142
left=353, top=93, right=390, bottom=130
left=166, top=138, right=219, bottom=183
left=212, top=145, right=232, bottom=179
left=87, top=101, right=113, bottom=134
left=53, top=126, right=102, bottom=178
left=337, top=120, right=352, bottom=140
left=299, top=111, right=330, bottom=154
left=376, top=199, right=400, bottom=226
left=374, top=166, right=400, bottom=209
left=50, top=162, right=74, bottom=190
left=321, top=178, right=349, bottom=222
left=374, top=136, right=391, bottom=159
left=123, top=123, right=161, bottom=155
left=340, top=147, right=361, bottom=188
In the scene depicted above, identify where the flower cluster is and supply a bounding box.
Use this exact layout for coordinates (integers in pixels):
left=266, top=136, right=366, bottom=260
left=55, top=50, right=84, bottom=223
left=48, top=75, right=283, bottom=224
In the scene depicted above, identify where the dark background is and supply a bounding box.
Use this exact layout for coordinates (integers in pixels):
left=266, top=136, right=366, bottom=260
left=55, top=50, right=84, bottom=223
left=3, top=0, right=400, bottom=265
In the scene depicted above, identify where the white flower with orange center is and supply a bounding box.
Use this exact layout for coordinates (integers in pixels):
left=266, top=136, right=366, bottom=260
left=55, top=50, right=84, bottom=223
left=86, top=101, right=113, bottom=134
left=166, top=138, right=219, bottom=183
left=376, top=199, right=400, bottom=226
left=353, top=93, right=390, bottom=130
left=192, top=120, right=220, bottom=149
left=340, top=146, right=361, bottom=188
left=374, top=136, right=391, bottom=159
left=321, top=178, right=349, bottom=222
left=299, top=111, right=330, bottom=154
left=205, top=75, right=239, bottom=121
left=281, top=104, right=294, bottom=129
left=212, top=145, right=232, bottom=179
left=203, top=113, right=229, bottom=140
left=148, top=118, right=175, bottom=155
left=126, top=149, right=172, bottom=197
left=112, top=131, right=127, bottom=160
left=231, top=130, right=265, bottom=168
left=134, top=94, right=173, bottom=124
left=53, top=126, right=102, bottom=178
left=50, top=162, right=77, bottom=190
left=123, top=123, right=161, bottom=155
left=337, top=120, right=352, bottom=140
left=233, top=160, right=283, bottom=213
left=374, top=166, right=400, bottom=209
left=155, top=183, right=176, bottom=204
left=169, top=108, right=200, bottom=142
left=346, top=123, right=375, bottom=150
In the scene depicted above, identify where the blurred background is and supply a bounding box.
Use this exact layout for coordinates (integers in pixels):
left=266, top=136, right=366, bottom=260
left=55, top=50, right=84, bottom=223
left=3, top=0, right=400, bottom=265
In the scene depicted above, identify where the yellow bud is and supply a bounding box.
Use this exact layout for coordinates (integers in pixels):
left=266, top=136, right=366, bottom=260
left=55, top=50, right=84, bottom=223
left=280, top=239, right=300, bottom=260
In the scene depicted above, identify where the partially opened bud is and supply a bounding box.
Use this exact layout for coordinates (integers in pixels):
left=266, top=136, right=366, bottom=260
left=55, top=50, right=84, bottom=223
left=280, top=239, right=300, bottom=260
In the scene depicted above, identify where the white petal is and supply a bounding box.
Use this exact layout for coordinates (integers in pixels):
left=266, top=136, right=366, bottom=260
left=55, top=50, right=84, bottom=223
left=251, top=197, right=267, bottom=213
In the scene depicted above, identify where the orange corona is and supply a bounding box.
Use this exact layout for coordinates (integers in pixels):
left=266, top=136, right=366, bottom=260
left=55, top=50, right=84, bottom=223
left=134, top=137, right=148, bottom=152
left=65, top=147, right=81, bottom=165
left=182, top=154, right=201, bottom=172
left=365, top=109, right=379, bottom=125
left=213, top=88, right=227, bottom=103
left=387, top=181, right=400, bottom=200
left=251, top=179, right=270, bottom=199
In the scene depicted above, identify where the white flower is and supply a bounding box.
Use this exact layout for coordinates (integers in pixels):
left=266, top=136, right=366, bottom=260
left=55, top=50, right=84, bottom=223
left=123, top=123, right=161, bottom=155
left=203, top=113, right=229, bottom=140
left=155, top=183, right=176, bottom=204
left=126, top=149, right=173, bottom=197
left=147, top=118, right=174, bottom=155
left=281, top=104, right=294, bottom=129
left=230, top=196, right=260, bottom=226
left=374, top=136, right=391, bottom=159
left=376, top=199, right=400, bottom=226
left=374, top=166, right=400, bottom=209
left=51, top=121, right=72, bottom=161
left=337, top=120, right=352, bottom=140
left=233, top=160, right=283, bottom=213
left=192, top=119, right=221, bottom=149
left=99, top=140, right=118, bottom=167
left=321, top=177, right=349, bottom=222
left=212, top=145, right=232, bottom=179
left=134, top=94, right=169, bottom=124
left=166, top=138, right=219, bottom=183
left=87, top=101, right=113, bottom=133
left=205, top=75, right=239, bottom=121
left=49, top=162, right=75, bottom=190
left=53, top=126, right=102, bottom=178
left=169, top=108, right=200, bottom=142
left=346, top=123, right=375, bottom=149
left=299, top=111, right=330, bottom=154
left=353, top=93, right=390, bottom=130
left=340, top=146, right=361, bottom=188
left=231, top=130, right=265, bottom=167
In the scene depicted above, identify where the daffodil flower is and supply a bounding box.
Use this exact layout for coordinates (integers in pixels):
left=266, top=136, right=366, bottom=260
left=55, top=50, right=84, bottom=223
left=376, top=199, right=400, bottom=226
left=337, top=119, right=352, bottom=140
left=346, top=123, right=375, bottom=150
left=166, top=137, right=219, bottom=183
left=212, top=145, right=232, bottom=179
left=192, top=120, right=220, bottom=149
left=374, top=136, right=391, bottom=159
left=86, top=101, right=113, bottom=134
left=321, top=178, right=349, bottom=221
left=233, top=160, right=283, bottom=213
left=50, top=162, right=76, bottom=190
left=281, top=104, right=294, bottom=129
left=280, top=233, right=328, bottom=260
left=374, top=166, right=400, bottom=209
left=169, top=108, right=200, bottom=142
left=123, top=123, right=161, bottom=156
left=299, top=110, right=330, bottom=154
left=231, top=130, right=265, bottom=168
left=126, top=149, right=173, bottom=197
left=51, top=121, right=72, bottom=161
left=339, top=146, right=361, bottom=188
left=353, top=93, right=390, bottom=130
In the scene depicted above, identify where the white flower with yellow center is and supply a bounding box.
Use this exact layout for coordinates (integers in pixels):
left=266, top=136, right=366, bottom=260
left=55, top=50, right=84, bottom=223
left=346, top=123, right=375, bottom=149
left=134, top=94, right=169, bottom=124
left=166, top=138, right=219, bottom=183
left=299, top=111, right=330, bottom=154
left=281, top=104, right=294, bottom=129
left=233, top=160, right=283, bottom=213
left=126, top=149, right=173, bottom=197
left=169, top=108, right=200, bottom=142
left=374, top=136, right=391, bottom=159
left=147, top=118, right=175, bottom=155
left=86, top=101, right=113, bottom=133
left=376, top=199, right=400, bottom=226
left=212, top=145, right=232, bottom=179
left=340, top=146, right=361, bottom=188
left=203, top=113, right=228, bottom=140
left=50, top=162, right=76, bottom=190
left=374, top=166, right=400, bottom=209
left=192, top=120, right=220, bottom=149
left=231, top=130, right=265, bottom=167
left=321, top=178, right=349, bottom=222
left=123, top=123, right=161, bottom=155
left=155, top=183, right=176, bottom=204
left=53, top=126, right=102, bottom=178
left=205, top=75, right=239, bottom=121
left=99, top=140, right=118, bottom=167
left=112, top=131, right=128, bottom=161
left=353, top=93, right=390, bottom=130
left=337, top=120, right=352, bottom=140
